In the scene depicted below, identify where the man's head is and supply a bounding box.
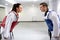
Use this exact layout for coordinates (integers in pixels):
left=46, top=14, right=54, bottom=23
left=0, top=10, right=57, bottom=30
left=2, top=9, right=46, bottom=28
left=40, top=2, right=48, bottom=12
left=12, top=3, right=23, bottom=13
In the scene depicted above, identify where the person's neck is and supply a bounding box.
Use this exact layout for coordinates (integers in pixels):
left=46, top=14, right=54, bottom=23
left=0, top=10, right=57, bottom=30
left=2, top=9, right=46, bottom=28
left=16, top=11, right=19, bottom=14
left=13, top=11, right=18, bottom=15
left=45, top=8, right=48, bottom=12
left=45, top=9, right=48, bottom=13
left=44, top=9, right=49, bottom=16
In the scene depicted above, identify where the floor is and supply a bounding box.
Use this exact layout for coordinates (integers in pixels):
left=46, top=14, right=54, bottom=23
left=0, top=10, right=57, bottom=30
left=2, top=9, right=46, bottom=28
left=1, top=22, right=59, bottom=40
left=13, top=22, right=50, bottom=40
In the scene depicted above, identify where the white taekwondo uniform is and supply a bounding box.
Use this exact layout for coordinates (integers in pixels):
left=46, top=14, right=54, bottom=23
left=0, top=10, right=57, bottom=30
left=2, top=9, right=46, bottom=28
left=44, top=9, right=59, bottom=40
left=1, top=11, right=19, bottom=40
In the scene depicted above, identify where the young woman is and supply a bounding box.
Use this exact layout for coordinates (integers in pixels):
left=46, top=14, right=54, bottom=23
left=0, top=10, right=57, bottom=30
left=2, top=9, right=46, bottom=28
left=0, top=3, right=22, bottom=40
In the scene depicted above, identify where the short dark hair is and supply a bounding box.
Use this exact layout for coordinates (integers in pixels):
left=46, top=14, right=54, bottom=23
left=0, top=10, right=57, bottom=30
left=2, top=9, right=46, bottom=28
left=12, top=3, right=21, bottom=12
left=40, top=2, right=48, bottom=7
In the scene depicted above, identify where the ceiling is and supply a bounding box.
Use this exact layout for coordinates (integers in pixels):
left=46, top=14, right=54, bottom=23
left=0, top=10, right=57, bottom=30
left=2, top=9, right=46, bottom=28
left=5, top=0, right=49, bottom=5
left=14, top=0, right=49, bottom=6
left=0, top=0, right=49, bottom=7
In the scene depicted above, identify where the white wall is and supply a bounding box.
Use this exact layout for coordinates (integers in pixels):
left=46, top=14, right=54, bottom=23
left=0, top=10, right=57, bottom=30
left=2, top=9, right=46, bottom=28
left=5, top=6, right=12, bottom=15
left=18, top=5, right=44, bottom=21
left=49, top=0, right=58, bottom=12
left=0, top=5, right=5, bottom=21
left=0, top=4, right=44, bottom=21
left=57, top=0, right=60, bottom=17
left=0, top=4, right=12, bottom=21
left=0, top=1, right=53, bottom=21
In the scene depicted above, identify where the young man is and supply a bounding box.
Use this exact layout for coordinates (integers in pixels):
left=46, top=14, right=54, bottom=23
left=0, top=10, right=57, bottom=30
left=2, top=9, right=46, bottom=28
left=0, top=3, right=22, bottom=40
left=40, top=2, right=59, bottom=40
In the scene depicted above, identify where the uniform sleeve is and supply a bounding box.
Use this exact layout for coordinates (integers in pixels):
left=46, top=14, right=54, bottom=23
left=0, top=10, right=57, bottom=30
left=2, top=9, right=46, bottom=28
left=49, top=11, right=59, bottom=37
left=4, top=13, right=14, bottom=38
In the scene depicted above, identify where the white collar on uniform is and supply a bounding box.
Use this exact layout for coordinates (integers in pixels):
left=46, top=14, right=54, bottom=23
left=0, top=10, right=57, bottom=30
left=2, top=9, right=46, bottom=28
left=44, top=9, right=53, bottom=19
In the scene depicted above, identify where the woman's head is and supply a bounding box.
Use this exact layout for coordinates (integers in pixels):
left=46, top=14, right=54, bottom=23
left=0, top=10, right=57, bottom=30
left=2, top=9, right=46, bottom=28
left=12, top=3, right=22, bottom=13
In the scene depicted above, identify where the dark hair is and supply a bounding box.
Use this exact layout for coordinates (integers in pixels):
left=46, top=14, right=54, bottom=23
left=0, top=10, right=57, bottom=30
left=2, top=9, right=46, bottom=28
left=12, top=3, right=21, bottom=12
left=40, top=2, right=48, bottom=7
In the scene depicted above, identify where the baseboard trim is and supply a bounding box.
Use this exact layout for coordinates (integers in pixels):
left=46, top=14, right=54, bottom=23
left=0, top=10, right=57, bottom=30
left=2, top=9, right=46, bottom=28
left=18, top=21, right=45, bottom=22
left=0, top=21, right=45, bottom=23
